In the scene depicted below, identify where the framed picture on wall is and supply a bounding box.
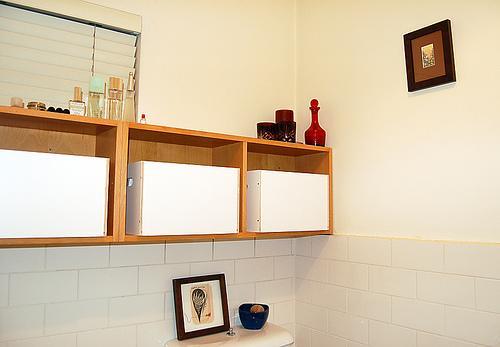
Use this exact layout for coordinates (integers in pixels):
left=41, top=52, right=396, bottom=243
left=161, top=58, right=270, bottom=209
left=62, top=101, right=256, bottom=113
left=403, top=19, right=456, bottom=92
left=173, top=274, right=230, bottom=340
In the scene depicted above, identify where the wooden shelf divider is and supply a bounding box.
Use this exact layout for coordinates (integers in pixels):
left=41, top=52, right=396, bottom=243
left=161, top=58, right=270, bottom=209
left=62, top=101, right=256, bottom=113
left=0, top=106, right=333, bottom=247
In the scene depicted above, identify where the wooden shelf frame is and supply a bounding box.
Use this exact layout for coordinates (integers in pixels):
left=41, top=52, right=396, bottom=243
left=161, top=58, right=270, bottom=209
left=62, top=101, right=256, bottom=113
left=0, top=106, right=333, bottom=247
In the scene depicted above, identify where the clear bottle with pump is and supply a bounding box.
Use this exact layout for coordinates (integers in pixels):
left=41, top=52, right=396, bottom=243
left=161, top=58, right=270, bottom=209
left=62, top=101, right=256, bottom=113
left=122, top=72, right=136, bottom=122
left=69, top=86, right=85, bottom=116
left=87, top=76, right=105, bottom=118
left=107, top=77, right=123, bottom=120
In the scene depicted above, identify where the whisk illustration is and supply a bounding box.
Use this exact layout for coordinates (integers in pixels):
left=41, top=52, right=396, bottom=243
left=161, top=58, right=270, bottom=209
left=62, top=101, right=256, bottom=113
left=192, top=288, right=207, bottom=322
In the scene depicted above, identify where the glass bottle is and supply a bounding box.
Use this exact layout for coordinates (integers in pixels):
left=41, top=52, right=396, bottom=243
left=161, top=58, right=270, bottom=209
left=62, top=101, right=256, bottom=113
left=68, top=86, right=85, bottom=116
left=304, top=99, right=326, bottom=146
left=107, top=77, right=123, bottom=120
left=122, top=72, right=136, bottom=122
left=87, top=76, right=105, bottom=118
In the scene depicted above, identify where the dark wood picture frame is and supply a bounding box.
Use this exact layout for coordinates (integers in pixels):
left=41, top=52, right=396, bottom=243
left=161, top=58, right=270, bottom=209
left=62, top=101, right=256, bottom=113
left=173, top=274, right=230, bottom=341
left=404, top=19, right=456, bottom=92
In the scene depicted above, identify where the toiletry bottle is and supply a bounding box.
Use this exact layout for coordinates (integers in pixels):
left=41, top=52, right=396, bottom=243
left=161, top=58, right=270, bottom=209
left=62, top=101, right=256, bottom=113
left=88, top=76, right=105, bottom=118
left=69, top=87, right=85, bottom=116
left=139, top=113, right=147, bottom=124
left=107, top=77, right=123, bottom=120
left=122, top=72, right=136, bottom=122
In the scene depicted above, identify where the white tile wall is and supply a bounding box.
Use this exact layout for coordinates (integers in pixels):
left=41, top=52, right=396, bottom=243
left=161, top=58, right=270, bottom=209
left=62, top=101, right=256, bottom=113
left=0, top=240, right=294, bottom=347
left=255, top=239, right=292, bottom=257
left=78, top=267, right=138, bottom=299
left=46, top=246, right=109, bottom=270
left=295, top=235, right=500, bottom=347
left=9, top=271, right=78, bottom=305
left=45, top=299, right=107, bottom=335
left=77, top=326, right=136, bottom=347
left=1, top=235, right=499, bottom=346
left=110, top=244, right=164, bottom=267
left=0, top=275, right=8, bottom=307
left=348, top=236, right=391, bottom=266
left=214, top=240, right=254, bottom=260
left=7, top=334, right=76, bottom=347
left=108, top=293, right=164, bottom=327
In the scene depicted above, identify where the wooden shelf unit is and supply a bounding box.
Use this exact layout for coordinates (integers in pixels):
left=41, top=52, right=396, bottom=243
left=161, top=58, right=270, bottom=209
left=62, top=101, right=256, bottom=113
left=0, top=106, right=125, bottom=246
left=0, top=107, right=333, bottom=247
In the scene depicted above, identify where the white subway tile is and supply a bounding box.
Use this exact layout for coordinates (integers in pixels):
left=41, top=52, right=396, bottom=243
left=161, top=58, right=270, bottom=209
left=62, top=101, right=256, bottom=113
left=347, top=342, right=366, bottom=347
left=166, top=242, right=212, bottom=263
left=295, top=324, right=311, bottom=347
left=348, top=236, right=391, bottom=266
left=139, top=263, right=190, bottom=294
left=0, top=248, right=44, bottom=273
left=110, top=244, right=165, bottom=267
left=235, top=257, right=273, bottom=283
left=213, top=240, right=254, bottom=260
left=311, top=330, right=348, bottom=347
left=328, top=310, right=368, bottom=344
left=79, top=267, right=137, bottom=299
left=295, top=278, right=314, bottom=304
left=445, top=306, right=500, bottom=346
left=392, top=297, right=444, bottom=334
left=392, top=239, right=443, bottom=271
left=10, top=271, right=77, bottom=305
left=256, top=278, right=293, bottom=304
left=311, top=282, right=347, bottom=312
left=347, top=289, right=391, bottom=322
left=255, top=239, right=291, bottom=257
left=274, top=255, right=294, bottom=279
left=77, top=326, right=136, bottom=347
left=295, top=256, right=328, bottom=282
left=273, top=300, right=294, bottom=325
left=312, top=235, right=348, bottom=260
left=295, top=301, right=328, bottom=332
left=45, top=299, right=107, bottom=335
left=7, top=334, right=76, bottom=347
left=369, top=266, right=416, bottom=298
left=137, top=319, right=176, bottom=347
left=417, top=272, right=474, bottom=308
left=0, top=275, right=7, bottom=307
left=190, top=260, right=235, bottom=284
left=445, top=243, right=500, bottom=279
left=293, top=237, right=312, bottom=256
left=329, top=260, right=369, bottom=290
left=476, top=278, right=500, bottom=313
left=109, top=293, right=164, bottom=327
left=266, top=304, right=275, bottom=323
left=0, top=305, right=44, bottom=341
left=46, top=246, right=108, bottom=270
left=227, top=283, right=255, bottom=312
left=164, top=291, right=174, bottom=321
left=369, top=320, right=416, bottom=347
left=417, top=331, right=476, bottom=347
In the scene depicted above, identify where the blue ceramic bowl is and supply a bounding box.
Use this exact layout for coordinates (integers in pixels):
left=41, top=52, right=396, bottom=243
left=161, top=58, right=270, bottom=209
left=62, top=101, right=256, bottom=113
left=239, top=303, right=269, bottom=330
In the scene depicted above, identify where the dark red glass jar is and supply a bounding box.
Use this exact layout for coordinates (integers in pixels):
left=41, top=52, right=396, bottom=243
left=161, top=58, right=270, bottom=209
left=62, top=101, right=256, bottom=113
left=305, top=99, right=326, bottom=146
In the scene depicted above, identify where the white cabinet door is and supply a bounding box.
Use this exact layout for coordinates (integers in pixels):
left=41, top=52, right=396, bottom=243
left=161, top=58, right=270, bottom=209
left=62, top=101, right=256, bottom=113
left=247, top=170, right=329, bottom=232
left=0, top=149, right=109, bottom=238
left=126, top=161, right=239, bottom=235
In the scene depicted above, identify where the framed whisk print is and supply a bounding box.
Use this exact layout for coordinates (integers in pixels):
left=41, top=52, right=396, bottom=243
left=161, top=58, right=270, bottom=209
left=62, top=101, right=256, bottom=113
left=173, top=274, right=230, bottom=340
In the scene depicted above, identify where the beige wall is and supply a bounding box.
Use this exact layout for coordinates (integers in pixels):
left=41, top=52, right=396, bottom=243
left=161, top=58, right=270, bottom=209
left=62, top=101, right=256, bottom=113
left=296, top=0, right=500, bottom=242
left=90, top=0, right=296, bottom=136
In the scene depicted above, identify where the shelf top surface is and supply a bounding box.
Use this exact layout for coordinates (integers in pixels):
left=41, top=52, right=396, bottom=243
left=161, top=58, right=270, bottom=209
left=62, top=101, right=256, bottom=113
left=129, top=122, right=331, bottom=154
left=0, top=106, right=331, bottom=154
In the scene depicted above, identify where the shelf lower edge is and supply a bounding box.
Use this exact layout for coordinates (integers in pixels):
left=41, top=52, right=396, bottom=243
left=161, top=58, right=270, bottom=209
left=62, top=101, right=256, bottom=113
left=0, top=235, right=114, bottom=247
left=0, top=230, right=332, bottom=247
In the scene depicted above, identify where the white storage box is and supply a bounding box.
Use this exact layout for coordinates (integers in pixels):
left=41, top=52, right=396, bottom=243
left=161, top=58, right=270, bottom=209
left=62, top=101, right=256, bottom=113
left=247, top=170, right=329, bottom=232
left=126, top=161, right=239, bottom=235
left=0, top=149, right=109, bottom=238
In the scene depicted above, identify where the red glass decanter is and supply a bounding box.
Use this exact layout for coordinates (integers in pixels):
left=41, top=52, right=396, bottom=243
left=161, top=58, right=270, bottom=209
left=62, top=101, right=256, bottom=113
left=305, top=99, right=326, bottom=146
